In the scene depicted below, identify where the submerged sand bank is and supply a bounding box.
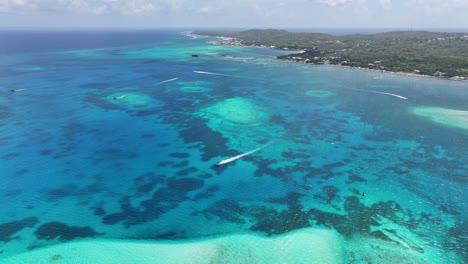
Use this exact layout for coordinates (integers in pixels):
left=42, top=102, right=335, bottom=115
left=411, top=106, right=468, bottom=131
left=201, top=97, right=268, bottom=125
left=106, top=92, right=155, bottom=107
left=1, top=228, right=344, bottom=264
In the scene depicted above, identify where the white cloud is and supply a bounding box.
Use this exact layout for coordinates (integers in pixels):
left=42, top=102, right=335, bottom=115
left=92, top=5, right=107, bottom=15
left=0, top=0, right=163, bottom=16
left=406, top=0, right=468, bottom=16
left=119, top=0, right=160, bottom=15
left=197, top=6, right=220, bottom=14
left=310, top=0, right=357, bottom=7
left=57, top=0, right=89, bottom=12
left=379, top=0, right=391, bottom=9
left=1, top=0, right=468, bottom=28
left=0, top=0, right=38, bottom=13
left=353, top=5, right=371, bottom=16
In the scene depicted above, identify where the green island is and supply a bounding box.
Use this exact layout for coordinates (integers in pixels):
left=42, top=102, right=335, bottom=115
left=193, top=29, right=468, bottom=79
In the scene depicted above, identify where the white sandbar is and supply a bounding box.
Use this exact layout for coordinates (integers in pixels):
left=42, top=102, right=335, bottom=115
left=411, top=106, right=468, bottom=131
left=202, top=97, right=268, bottom=125
left=0, top=228, right=345, bottom=264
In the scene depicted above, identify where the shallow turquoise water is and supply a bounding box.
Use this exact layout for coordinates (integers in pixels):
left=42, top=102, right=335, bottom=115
left=0, top=30, right=467, bottom=263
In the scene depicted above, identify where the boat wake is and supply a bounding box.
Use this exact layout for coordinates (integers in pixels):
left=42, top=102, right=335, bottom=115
left=215, top=141, right=273, bottom=166
left=193, top=70, right=239, bottom=78
left=158, top=77, right=179, bottom=84
left=10, top=88, right=26, bottom=92
left=351, top=88, right=408, bottom=100
left=374, top=91, right=408, bottom=100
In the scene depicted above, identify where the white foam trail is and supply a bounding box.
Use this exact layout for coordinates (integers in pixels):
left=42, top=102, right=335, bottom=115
left=158, top=77, right=179, bottom=84
left=215, top=142, right=273, bottom=166
left=374, top=91, right=408, bottom=100
left=351, top=88, right=408, bottom=100
left=114, top=95, right=126, bottom=100
left=194, top=70, right=266, bottom=81
left=10, top=89, right=26, bottom=92
left=193, top=70, right=237, bottom=77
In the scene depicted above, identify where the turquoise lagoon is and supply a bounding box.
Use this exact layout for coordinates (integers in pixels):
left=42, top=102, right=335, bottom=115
left=0, top=30, right=467, bottom=263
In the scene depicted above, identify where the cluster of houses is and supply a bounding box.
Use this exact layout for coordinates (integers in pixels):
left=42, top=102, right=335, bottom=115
left=427, top=35, right=468, bottom=43
left=210, top=36, right=467, bottom=81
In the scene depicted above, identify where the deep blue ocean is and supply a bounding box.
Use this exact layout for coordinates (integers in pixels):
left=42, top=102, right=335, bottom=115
left=0, top=30, right=467, bottom=263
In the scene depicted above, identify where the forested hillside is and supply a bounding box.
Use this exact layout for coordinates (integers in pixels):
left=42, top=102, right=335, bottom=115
left=194, top=29, right=468, bottom=78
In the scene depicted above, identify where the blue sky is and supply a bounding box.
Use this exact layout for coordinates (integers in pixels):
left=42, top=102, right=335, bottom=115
left=1, top=0, right=467, bottom=29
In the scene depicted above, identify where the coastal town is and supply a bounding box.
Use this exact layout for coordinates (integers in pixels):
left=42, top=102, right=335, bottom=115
left=195, top=29, right=468, bottom=80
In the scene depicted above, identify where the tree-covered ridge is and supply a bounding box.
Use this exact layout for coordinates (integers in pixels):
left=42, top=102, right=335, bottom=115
left=193, top=29, right=468, bottom=78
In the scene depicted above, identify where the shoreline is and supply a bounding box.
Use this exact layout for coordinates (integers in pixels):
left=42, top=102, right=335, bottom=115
left=193, top=33, right=467, bottom=82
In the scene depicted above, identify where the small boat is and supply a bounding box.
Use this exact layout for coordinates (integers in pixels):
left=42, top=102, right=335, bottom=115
left=10, top=89, right=26, bottom=92
left=215, top=147, right=261, bottom=166
left=215, top=141, right=274, bottom=166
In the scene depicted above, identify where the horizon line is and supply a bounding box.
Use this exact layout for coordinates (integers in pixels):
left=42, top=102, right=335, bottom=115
left=1, top=26, right=467, bottom=35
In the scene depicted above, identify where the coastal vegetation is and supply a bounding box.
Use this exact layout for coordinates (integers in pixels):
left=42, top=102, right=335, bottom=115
left=193, top=29, right=468, bottom=78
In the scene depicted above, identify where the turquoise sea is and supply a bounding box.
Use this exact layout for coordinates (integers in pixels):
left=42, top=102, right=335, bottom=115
left=0, top=30, right=467, bottom=263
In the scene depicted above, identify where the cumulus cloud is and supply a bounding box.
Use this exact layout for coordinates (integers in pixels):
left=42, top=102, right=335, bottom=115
left=115, top=0, right=160, bottom=15
left=0, top=0, right=164, bottom=15
left=409, top=0, right=467, bottom=9
left=197, top=6, right=220, bottom=14
left=0, top=0, right=39, bottom=13
left=0, top=0, right=371, bottom=16
left=407, top=0, right=468, bottom=15
left=379, top=0, right=391, bottom=9
left=310, top=0, right=357, bottom=7
left=2, top=0, right=468, bottom=28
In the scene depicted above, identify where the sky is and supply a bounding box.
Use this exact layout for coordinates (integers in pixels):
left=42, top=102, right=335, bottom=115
left=1, top=0, right=468, bottom=29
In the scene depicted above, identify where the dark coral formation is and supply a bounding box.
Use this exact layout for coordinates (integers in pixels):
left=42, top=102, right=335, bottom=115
left=34, top=222, right=102, bottom=242
left=0, top=217, right=39, bottom=242
left=446, top=220, right=468, bottom=262
left=178, top=117, right=231, bottom=162
left=193, top=185, right=220, bottom=200
left=42, top=184, right=78, bottom=202
left=14, top=168, right=30, bottom=176
left=197, top=173, right=213, bottom=179
left=171, top=160, right=190, bottom=168
left=131, top=172, right=166, bottom=196
left=313, top=185, right=340, bottom=204
left=197, top=199, right=246, bottom=224
left=196, top=192, right=312, bottom=235
left=346, top=172, right=367, bottom=184
left=92, top=207, right=106, bottom=216
left=250, top=206, right=310, bottom=235
left=197, top=189, right=432, bottom=250
left=2, top=152, right=20, bottom=160
left=176, top=167, right=199, bottom=176
left=310, top=196, right=409, bottom=237
left=141, top=133, right=155, bottom=139
left=0, top=106, right=13, bottom=119
left=251, top=192, right=311, bottom=235
left=149, top=231, right=187, bottom=240
left=39, top=149, right=54, bottom=156
left=102, top=176, right=205, bottom=228
left=41, top=183, right=103, bottom=202
left=50, top=254, right=64, bottom=261
left=4, top=189, right=23, bottom=197
left=169, top=152, right=190, bottom=159
left=102, top=213, right=126, bottom=225
left=254, top=158, right=311, bottom=182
